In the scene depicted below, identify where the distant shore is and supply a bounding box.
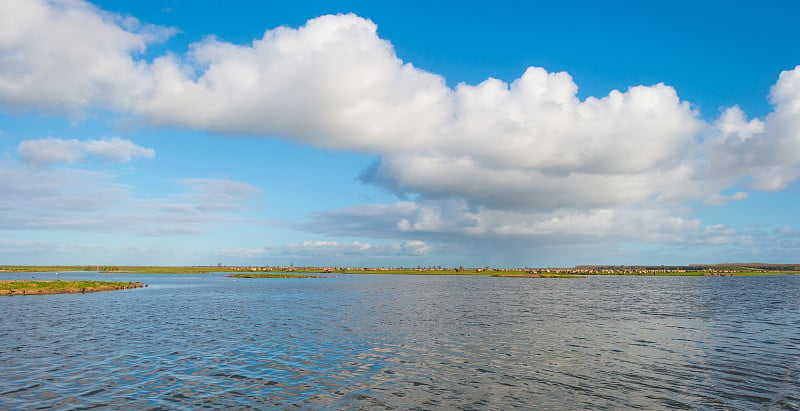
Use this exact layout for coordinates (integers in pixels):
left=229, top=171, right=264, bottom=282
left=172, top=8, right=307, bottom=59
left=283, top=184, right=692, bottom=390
left=1, top=264, right=798, bottom=277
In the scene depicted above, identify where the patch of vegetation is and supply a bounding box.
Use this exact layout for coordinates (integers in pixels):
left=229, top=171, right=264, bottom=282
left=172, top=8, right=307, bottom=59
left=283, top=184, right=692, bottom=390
left=0, top=266, right=240, bottom=274
left=0, top=280, right=145, bottom=295
left=491, top=273, right=585, bottom=278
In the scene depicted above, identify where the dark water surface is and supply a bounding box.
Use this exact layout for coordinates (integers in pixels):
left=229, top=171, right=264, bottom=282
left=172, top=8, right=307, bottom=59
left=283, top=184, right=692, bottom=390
left=1, top=273, right=799, bottom=410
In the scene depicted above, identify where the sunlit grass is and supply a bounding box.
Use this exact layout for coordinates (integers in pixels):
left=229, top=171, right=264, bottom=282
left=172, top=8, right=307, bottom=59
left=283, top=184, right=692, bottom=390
left=0, top=266, right=237, bottom=274
left=0, top=280, right=145, bottom=295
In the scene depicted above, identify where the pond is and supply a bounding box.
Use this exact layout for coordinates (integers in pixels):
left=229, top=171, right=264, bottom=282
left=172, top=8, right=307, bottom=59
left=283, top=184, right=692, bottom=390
left=1, top=272, right=798, bottom=409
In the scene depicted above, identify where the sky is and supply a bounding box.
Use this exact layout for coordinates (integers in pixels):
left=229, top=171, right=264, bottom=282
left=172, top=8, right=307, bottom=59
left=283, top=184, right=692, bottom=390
left=1, top=0, right=800, bottom=267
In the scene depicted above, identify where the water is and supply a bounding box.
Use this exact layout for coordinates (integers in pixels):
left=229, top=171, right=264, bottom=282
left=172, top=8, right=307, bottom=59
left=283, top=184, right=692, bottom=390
left=1, top=272, right=799, bottom=410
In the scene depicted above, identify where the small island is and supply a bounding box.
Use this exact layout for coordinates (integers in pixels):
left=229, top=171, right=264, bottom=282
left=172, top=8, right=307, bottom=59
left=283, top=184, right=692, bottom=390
left=226, top=273, right=324, bottom=279
left=0, top=280, right=145, bottom=296
left=491, top=273, right=586, bottom=278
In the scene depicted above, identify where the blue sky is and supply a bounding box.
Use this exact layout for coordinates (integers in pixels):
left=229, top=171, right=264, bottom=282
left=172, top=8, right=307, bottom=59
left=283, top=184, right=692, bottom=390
left=1, top=0, right=799, bottom=267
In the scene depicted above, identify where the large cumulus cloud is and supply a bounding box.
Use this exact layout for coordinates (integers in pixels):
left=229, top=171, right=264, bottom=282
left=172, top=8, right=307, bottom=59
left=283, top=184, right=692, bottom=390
left=133, top=15, right=709, bottom=211
left=125, top=11, right=799, bottom=213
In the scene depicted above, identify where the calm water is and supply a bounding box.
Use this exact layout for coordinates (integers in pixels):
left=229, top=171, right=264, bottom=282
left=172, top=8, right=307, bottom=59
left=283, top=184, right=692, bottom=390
left=1, top=272, right=798, bottom=410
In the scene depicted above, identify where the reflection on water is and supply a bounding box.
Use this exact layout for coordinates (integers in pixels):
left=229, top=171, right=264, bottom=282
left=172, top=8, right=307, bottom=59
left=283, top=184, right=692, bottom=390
left=1, top=273, right=799, bottom=409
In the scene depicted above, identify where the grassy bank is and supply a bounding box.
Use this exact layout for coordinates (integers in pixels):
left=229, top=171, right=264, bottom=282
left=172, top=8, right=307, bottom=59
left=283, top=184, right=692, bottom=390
left=0, top=280, right=145, bottom=296
left=100, top=266, right=236, bottom=274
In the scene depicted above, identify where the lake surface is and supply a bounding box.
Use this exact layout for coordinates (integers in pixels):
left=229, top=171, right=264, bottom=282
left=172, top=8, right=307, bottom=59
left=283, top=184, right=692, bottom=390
left=1, top=272, right=799, bottom=410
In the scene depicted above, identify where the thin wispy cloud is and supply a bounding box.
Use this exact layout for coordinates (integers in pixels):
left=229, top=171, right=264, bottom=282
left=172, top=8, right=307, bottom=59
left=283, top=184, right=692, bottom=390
left=18, top=137, right=154, bottom=167
left=0, top=162, right=260, bottom=235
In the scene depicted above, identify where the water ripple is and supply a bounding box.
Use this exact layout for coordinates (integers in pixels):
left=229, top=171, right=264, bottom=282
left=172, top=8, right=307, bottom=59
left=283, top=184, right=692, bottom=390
left=1, top=273, right=799, bottom=409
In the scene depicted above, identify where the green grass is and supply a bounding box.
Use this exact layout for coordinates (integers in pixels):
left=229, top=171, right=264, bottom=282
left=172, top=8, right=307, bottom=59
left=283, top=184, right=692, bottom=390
left=0, top=265, right=238, bottom=274
left=588, top=271, right=800, bottom=277
left=0, top=280, right=145, bottom=295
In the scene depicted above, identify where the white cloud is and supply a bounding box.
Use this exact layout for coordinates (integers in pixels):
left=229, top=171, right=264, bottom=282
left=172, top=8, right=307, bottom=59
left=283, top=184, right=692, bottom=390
left=0, top=164, right=128, bottom=216
left=137, top=14, right=450, bottom=153
left=176, top=178, right=262, bottom=212
left=18, top=137, right=154, bottom=167
left=17, top=139, right=84, bottom=167
left=302, top=198, right=755, bottom=249
left=777, top=226, right=800, bottom=240
left=134, top=15, right=708, bottom=211
left=85, top=137, right=156, bottom=163
left=701, top=67, right=800, bottom=192
left=703, top=191, right=748, bottom=206
left=0, top=0, right=171, bottom=115
left=302, top=202, right=421, bottom=238
left=131, top=12, right=800, bottom=215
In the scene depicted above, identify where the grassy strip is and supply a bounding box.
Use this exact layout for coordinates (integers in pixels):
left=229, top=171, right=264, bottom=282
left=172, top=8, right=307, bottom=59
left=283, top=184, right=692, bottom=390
left=314, top=269, right=800, bottom=277
left=0, top=266, right=239, bottom=274
left=226, top=273, right=324, bottom=279
left=0, top=280, right=145, bottom=296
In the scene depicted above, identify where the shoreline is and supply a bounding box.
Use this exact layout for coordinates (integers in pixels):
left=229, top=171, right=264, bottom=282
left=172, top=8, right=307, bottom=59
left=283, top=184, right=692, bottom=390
left=226, top=273, right=325, bottom=279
